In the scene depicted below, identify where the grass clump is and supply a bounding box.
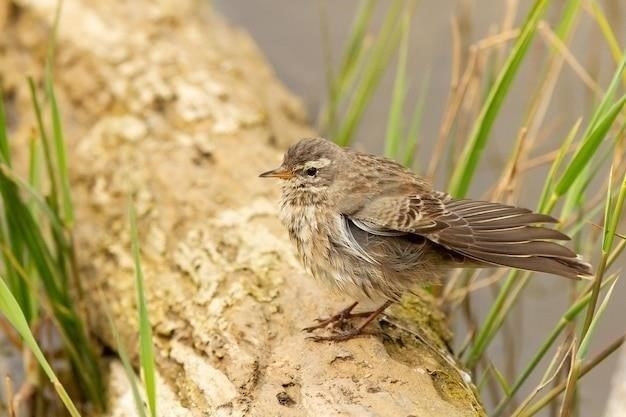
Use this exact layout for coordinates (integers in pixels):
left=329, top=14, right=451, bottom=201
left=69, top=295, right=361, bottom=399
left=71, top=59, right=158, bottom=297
left=0, top=76, right=105, bottom=413
left=0, top=80, right=158, bottom=416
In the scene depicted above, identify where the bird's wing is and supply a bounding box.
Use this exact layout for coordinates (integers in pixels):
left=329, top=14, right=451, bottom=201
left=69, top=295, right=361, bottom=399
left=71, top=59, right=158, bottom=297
left=348, top=192, right=592, bottom=279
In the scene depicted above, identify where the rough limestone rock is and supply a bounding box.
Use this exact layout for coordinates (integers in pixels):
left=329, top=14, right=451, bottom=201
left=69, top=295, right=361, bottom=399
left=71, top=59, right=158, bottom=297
left=1, top=0, right=484, bottom=415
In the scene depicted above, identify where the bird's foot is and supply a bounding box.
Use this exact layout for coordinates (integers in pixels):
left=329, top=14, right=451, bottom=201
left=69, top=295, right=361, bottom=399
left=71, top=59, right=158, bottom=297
left=302, top=301, right=367, bottom=332
left=303, top=301, right=392, bottom=342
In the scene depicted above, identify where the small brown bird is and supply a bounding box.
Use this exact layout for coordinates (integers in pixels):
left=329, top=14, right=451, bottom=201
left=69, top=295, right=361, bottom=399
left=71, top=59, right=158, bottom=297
left=260, top=138, right=592, bottom=341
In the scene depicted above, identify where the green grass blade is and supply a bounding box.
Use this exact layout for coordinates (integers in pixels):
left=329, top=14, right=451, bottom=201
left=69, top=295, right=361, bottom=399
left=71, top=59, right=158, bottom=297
left=28, top=134, right=41, bottom=195
left=402, top=72, right=429, bottom=167
left=46, top=76, right=74, bottom=225
left=589, top=2, right=624, bottom=65
left=320, top=0, right=377, bottom=134
left=0, top=165, right=65, bottom=233
left=607, top=238, right=626, bottom=268
left=588, top=50, right=626, bottom=128
left=537, top=119, right=582, bottom=210
left=602, top=168, right=626, bottom=254
left=448, top=0, right=551, bottom=197
left=0, top=275, right=81, bottom=417
left=27, top=78, right=59, bottom=212
left=553, top=0, right=582, bottom=39
left=318, top=1, right=335, bottom=132
left=0, top=86, right=33, bottom=319
left=335, top=0, right=405, bottom=146
left=107, top=306, right=148, bottom=417
left=559, top=164, right=588, bottom=220
left=578, top=277, right=619, bottom=359
left=579, top=165, right=626, bottom=350
left=336, top=0, right=378, bottom=90
left=0, top=87, right=11, bottom=165
left=0, top=223, right=32, bottom=321
left=554, top=95, right=626, bottom=196
left=492, top=364, right=512, bottom=397
left=0, top=175, right=35, bottom=321
left=560, top=136, right=614, bottom=221
left=130, top=202, right=157, bottom=417
left=565, top=196, right=608, bottom=238
left=384, top=12, right=410, bottom=159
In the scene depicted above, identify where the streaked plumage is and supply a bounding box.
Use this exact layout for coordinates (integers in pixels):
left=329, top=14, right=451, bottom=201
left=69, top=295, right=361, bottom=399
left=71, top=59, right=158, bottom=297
left=260, top=138, right=593, bottom=340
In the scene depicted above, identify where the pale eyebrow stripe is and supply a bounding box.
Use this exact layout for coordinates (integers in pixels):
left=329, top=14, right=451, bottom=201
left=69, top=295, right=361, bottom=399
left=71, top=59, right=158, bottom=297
left=304, top=157, right=331, bottom=169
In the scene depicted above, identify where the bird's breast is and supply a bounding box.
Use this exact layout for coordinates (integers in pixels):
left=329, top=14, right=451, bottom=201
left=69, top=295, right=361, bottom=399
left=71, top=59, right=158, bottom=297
left=280, top=199, right=356, bottom=288
left=280, top=201, right=327, bottom=267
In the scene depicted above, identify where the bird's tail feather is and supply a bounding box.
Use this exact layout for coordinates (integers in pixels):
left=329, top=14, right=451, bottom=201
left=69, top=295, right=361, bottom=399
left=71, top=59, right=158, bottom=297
left=460, top=249, right=593, bottom=280
left=438, top=199, right=594, bottom=279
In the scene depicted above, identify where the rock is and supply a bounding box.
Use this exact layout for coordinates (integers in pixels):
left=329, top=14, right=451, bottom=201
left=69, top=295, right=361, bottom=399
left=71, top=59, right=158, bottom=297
left=1, top=0, right=484, bottom=415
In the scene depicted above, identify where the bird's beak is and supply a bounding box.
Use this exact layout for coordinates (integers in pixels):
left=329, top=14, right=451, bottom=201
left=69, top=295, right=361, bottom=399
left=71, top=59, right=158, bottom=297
left=259, top=166, right=293, bottom=180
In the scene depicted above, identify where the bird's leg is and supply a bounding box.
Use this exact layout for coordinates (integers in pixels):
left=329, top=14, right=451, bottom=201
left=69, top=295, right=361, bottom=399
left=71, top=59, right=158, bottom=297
left=302, top=301, right=360, bottom=332
left=305, top=301, right=392, bottom=342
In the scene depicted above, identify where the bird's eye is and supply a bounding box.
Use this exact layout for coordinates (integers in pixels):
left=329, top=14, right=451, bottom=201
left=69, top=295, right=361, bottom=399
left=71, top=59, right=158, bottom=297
left=305, top=167, right=318, bottom=177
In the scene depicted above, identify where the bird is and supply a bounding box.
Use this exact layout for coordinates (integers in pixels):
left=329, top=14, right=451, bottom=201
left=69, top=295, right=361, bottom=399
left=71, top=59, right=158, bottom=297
left=260, top=137, right=593, bottom=341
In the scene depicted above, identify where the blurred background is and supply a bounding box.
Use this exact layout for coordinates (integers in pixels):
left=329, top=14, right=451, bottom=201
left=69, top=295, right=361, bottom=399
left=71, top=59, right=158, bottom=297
left=215, top=1, right=626, bottom=416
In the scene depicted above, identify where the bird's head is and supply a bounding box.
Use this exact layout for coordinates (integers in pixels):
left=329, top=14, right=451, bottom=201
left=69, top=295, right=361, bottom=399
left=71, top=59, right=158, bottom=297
left=259, top=138, right=344, bottom=198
